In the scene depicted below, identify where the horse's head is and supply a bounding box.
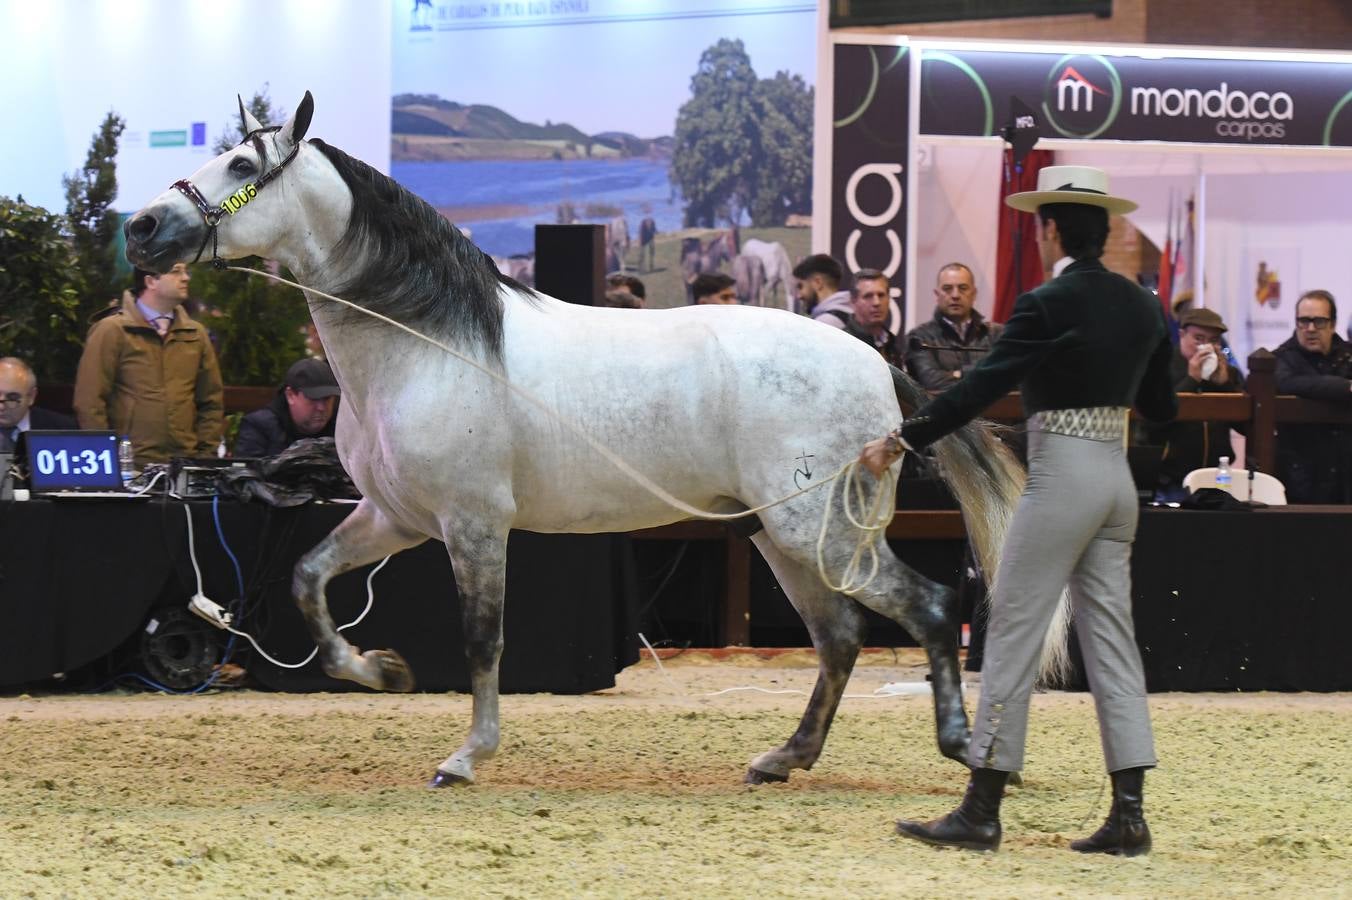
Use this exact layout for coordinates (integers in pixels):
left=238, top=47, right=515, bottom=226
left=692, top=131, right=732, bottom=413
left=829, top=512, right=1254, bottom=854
left=125, top=92, right=317, bottom=272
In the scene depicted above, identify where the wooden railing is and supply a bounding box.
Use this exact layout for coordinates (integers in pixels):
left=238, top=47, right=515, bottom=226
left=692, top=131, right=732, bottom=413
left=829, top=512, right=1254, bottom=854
left=30, top=346, right=1352, bottom=646
left=39, top=384, right=275, bottom=417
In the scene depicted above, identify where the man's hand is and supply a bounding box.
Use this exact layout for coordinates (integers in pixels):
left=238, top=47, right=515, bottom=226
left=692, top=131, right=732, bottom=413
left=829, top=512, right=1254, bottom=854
left=1208, top=351, right=1230, bottom=385
left=859, top=433, right=906, bottom=478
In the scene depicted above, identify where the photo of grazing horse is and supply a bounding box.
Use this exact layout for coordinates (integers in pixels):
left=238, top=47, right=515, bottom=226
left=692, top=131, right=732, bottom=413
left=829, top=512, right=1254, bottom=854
left=123, top=92, right=1062, bottom=789
left=638, top=216, right=657, bottom=272
left=731, top=252, right=766, bottom=306
left=678, top=228, right=738, bottom=303
left=742, top=238, right=798, bottom=312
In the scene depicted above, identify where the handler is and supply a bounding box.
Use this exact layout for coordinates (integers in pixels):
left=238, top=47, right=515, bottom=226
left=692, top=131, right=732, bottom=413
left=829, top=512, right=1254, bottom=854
left=859, top=166, right=1177, bottom=855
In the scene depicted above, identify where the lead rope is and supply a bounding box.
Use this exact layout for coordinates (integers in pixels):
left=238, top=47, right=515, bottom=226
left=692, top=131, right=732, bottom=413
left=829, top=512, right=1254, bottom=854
left=227, top=266, right=897, bottom=595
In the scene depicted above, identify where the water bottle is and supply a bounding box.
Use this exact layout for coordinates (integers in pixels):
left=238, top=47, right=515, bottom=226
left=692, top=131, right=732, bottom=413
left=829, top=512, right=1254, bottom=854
left=118, top=436, right=136, bottom=486
left=1216, top=456, right=1233, bottom=494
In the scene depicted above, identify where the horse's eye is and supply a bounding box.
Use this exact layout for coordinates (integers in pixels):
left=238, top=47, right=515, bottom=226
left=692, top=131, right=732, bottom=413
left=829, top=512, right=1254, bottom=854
left=229, top=156, right=257, bottom=177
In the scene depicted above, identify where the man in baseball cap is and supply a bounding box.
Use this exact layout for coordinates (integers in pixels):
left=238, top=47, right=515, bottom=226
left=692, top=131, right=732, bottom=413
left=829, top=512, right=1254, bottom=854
left=234, top=358, right=341, bottom=457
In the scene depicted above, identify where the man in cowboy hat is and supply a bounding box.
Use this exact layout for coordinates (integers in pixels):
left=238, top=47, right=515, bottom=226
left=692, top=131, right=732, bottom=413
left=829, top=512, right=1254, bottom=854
left=859, top=165, right=1178, bottom=855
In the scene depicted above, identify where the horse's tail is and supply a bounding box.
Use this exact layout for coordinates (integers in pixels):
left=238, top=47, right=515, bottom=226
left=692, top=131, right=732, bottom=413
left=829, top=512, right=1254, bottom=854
left=887, top=365, right=1071, bottom=685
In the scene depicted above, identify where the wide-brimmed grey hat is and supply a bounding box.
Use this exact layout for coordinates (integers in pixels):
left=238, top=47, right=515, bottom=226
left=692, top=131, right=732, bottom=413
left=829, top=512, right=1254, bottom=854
left=1006, top=165, right=1138, bottom=215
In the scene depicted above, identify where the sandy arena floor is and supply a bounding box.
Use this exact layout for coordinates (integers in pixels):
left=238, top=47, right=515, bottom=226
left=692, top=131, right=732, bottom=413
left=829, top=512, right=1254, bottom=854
left=1, top=650, right=1349, bottom=898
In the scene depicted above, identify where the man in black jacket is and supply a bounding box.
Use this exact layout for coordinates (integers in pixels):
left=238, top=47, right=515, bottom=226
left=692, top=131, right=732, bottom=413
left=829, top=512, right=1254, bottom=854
left=234, top=359, right=340, bottom=458
left=900, top=262, right=1003, bottom=390
left=861, top=166, right=1176, bottom=857
left=1274, top=289, right=1352, bottom=503
left=0, top=357, right=76, bottom=451
left=1145, top=307, right=1245, bottom=498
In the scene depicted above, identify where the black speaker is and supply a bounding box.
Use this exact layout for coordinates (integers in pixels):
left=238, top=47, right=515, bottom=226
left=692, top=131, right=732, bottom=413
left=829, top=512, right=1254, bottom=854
left=534, top=224, right=605, bottom=305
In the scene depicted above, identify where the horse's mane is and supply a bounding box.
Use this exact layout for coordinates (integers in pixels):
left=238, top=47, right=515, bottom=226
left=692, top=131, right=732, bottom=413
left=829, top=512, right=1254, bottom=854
left=308, top=139, right=531, bottom=360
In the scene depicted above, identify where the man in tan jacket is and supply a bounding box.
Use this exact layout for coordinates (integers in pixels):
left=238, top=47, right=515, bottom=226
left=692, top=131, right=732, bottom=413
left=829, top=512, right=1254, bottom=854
left=74, top=264, right=224, bottom=465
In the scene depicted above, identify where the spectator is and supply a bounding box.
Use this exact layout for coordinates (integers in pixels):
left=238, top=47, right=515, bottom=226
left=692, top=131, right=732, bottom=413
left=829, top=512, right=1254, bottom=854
left=792, top=254, right=852, bottom=325
left=74, top=265, right=224, bottom=464
left=1273, top=289, right=1352, bottom=503
left=606, top=273, right=647, bottom=303
left=0, top=357, right=76, bottom=451
left=601, top=289, right=644, bottom=309
left=234, top=358, right=341, bottom=458
left=692, top=272, right=738, bottom=305
left=841, top=269, right=899, bottom=365
left=901, top=262, right=1003, bottom=391
left=1145, top=307, right=1245, bottom=499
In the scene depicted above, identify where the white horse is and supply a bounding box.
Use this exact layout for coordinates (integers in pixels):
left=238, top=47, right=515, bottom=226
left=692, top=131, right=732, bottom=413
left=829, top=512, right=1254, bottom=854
left=742, top=238, right=797, bottom=312
left=125, top=93, right=1045, bottom=787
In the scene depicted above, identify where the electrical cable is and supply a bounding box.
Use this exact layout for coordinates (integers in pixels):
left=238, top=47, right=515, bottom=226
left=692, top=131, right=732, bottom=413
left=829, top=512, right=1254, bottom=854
left=224, top=556, right=391, bottom=669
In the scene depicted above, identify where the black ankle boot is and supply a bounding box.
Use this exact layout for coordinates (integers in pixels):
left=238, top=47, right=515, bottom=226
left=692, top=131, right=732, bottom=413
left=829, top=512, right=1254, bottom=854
left=1070, top=766, right=1152, bottom=857
left=896, top=768, right=1009, bottom=852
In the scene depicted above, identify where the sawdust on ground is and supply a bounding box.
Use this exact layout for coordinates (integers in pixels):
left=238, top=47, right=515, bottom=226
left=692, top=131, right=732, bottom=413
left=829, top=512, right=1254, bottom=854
left=2, top=655, right=1349, bottom=898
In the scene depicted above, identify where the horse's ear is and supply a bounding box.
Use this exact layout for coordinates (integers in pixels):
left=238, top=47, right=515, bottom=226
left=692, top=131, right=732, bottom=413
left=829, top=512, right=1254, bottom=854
left=237, top=94, right=264, bottom=137
left=281, top=91, right=315, bottom=145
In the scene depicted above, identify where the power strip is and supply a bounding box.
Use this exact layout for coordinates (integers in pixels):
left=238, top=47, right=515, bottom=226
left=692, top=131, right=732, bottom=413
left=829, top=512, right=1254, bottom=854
left=189, top=594, right=232, bottom=630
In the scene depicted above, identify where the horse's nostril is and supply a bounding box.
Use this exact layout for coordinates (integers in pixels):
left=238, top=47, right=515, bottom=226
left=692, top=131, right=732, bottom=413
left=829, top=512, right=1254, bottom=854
left=126, top=213, right=159, bottom=243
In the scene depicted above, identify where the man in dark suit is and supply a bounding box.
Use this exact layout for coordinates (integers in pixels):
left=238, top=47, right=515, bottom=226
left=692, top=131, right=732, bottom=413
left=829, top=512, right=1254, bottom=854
left=0, top=357, right=76, bottom=451
left=861, top=166, right=1177, bottom=857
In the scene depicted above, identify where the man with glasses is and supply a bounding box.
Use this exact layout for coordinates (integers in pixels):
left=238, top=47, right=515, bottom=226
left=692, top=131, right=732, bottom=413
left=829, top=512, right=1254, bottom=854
left=1274, top=289, right=1352, bottom=503
left=0, top=357, right=76, bottom=452
left=1144, top=308, right=1245, bottom=499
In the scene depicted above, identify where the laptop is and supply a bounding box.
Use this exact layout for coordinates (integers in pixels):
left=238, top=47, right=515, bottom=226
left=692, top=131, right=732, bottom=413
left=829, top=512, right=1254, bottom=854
left=23, top=430, right=148, bottom=500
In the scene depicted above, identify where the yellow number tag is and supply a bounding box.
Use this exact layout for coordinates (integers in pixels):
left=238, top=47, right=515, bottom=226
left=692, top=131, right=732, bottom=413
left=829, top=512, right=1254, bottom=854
left=221, top=183, right=258, bottom=215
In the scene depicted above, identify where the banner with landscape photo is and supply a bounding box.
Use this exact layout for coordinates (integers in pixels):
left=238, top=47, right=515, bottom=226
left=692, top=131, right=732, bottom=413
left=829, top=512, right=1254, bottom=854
left=392, top=0, right=815, bottom=309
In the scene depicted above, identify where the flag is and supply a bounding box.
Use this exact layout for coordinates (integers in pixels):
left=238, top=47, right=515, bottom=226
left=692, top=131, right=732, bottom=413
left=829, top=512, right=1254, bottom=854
left=994, top=147, right=1053, bottom=323
left=1157, top=190, right=1174, bottom=316
left=1172, top=194, right=1196, bottom=304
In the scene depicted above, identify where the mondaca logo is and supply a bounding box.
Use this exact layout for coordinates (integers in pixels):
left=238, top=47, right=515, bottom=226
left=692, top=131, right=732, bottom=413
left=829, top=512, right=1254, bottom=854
left=1042, top=54, right=1122, bottom=139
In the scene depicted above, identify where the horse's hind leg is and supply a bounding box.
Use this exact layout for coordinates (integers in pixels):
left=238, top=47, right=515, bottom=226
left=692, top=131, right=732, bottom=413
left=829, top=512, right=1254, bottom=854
left=293, top=499, right=427, bottom=691
left=430, top=519, right=510, bottom=787
left=849, top=554, right=970, bottom=765
left=744, top=533, right=868, bottom=784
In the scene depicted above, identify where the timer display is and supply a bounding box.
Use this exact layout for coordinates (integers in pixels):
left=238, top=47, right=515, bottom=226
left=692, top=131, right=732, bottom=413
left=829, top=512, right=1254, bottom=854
left=24, top=431, right=124, bottom=491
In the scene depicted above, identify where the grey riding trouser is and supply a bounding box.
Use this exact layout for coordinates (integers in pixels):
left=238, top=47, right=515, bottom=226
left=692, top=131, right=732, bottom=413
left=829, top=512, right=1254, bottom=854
left=969, top=410, right=1157, bottom=774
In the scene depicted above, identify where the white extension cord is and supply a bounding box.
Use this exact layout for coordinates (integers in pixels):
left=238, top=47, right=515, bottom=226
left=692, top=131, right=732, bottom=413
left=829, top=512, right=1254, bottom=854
left=181, top=504, right=390, bottom=669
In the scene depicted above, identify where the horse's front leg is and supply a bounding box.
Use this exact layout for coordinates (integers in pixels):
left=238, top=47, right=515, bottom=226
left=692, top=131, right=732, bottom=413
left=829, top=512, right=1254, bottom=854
left=430, top=521, right=510, bottom=787
left=293, top=499, right=427, bottom=690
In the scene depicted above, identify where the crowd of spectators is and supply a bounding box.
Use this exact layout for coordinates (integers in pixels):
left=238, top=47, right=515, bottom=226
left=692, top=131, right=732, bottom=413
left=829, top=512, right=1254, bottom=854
left=6, top=256, right=1350, bottom=502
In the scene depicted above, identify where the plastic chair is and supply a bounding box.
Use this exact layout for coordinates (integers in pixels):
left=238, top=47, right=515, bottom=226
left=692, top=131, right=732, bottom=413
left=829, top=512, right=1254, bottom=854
left=1182, top=467, right=1287, bottom=505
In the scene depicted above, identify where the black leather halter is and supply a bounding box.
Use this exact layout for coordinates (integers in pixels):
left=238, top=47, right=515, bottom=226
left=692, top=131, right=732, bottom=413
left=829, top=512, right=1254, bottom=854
left=171, top=125, right=300, bottom=269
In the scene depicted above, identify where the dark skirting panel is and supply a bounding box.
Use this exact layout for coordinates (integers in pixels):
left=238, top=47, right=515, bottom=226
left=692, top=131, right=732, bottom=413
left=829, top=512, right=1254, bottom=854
left=0, top=499, right=639, bottom=693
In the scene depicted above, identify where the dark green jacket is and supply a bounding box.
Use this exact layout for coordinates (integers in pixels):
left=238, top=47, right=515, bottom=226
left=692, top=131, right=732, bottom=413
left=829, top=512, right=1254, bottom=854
left=900, top=258, right=1177, bottom=449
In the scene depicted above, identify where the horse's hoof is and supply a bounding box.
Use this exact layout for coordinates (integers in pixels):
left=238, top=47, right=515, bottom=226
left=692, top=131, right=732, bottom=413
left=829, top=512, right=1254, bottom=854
left=366, top=649, right=415, bottom=692
left=745, top=767, right=789, bottom=785
left=428, top=770, right=471, bottom=789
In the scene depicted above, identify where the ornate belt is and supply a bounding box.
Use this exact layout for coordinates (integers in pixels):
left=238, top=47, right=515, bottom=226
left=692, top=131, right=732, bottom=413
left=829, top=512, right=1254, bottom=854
left=1026, top=406, right=1130, bottom=442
